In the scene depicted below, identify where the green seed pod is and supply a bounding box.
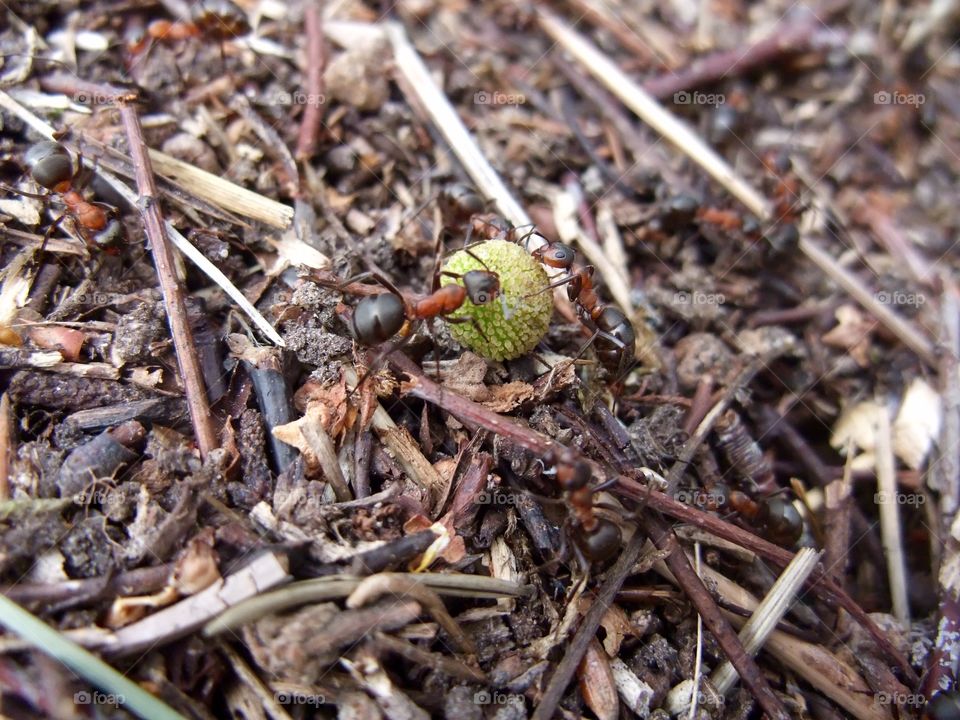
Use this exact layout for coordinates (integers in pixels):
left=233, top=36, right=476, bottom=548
left=440, top=240, right=553, bottom=360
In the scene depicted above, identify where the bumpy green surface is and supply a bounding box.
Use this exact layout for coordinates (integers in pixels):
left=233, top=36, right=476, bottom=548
left=440, top=240, right=553, bottom=361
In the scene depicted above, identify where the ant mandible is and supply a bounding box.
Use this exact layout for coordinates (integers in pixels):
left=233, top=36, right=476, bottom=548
left=22, top=141, right=122, bottom=252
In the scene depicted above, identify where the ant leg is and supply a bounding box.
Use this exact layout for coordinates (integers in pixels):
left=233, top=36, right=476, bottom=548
left=522, top=273, right=578, bottom=299
left=38, top=212, right=68, bottom=255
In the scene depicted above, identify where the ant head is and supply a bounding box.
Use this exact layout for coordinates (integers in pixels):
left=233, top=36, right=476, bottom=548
left=575, top=518, right=622, bottom=563
left=350, top=293, right=405, bottom=345
left=25, top=141, right=74, bottom=191
left=462, top=270, right=500, bottom=305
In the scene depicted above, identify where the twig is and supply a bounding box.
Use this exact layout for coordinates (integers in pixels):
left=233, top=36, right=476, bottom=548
left=346, top=574, right=476, bottom=655
left=641, top=9, right=831, bottom=100
left=647, top=513, right=790, bottom=720
left=118, top=101, right=219, bottom=459
left=615, top=476, right=918, bottom=684
left=0, top=394, right=11, bottom=502
left=874, top=406, right=910, bottom=624
left=295, top=0, right=326, bottom=161
left=692, top=561, right=894, bottom=720
left=531, top=532, right=647, bottom=720
left=710, top=548, right=822, bottom=693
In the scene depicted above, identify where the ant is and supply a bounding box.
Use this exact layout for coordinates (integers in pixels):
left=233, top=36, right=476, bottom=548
left=127, top=1, right=250, bottom=58
left=686, top=482, right=803, bottom=547
left=347, top=265, right=501, bottom=346
left=533, top=265, right=636, bottom=380
left=18, top=141, right=122, bottom=252
left=541, top=446, right=622, bottom=567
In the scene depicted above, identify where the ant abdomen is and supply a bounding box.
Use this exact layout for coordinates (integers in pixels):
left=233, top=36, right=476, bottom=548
left=439, top=183, right=484, bottom=226
left=25, top=141, right=74, bottom=191
left=575, top=518, right=622, bottom=563
left=759, top=497, right=803, bottom=547
left=351, top=293, right=405, bottom=345
left=594, top=306, right=636, bottom=376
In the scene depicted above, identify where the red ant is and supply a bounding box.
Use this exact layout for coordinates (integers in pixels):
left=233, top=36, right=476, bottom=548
left=347, top=265, right=501, bottom=347
left=539, top=447, right=623, bottom=567
left=19, top=141, right=122, bottom=252
left=534, top=265, right=636, bottom=380
left=127, top=1, right=250, bottom=57
left=685, top=482, right=803, bottom=547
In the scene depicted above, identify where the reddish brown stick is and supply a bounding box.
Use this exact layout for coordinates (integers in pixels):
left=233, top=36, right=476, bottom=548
left=295, top=0, right=326, bottom=161
left=641, top=9, right=834, bottom=100
left=119, top=102, right=218, bottom=458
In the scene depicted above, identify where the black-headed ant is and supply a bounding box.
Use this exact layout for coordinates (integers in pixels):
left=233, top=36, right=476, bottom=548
left=542, top=446, right=623, bottom=565
left=536, top=265, right=636, bottom=380
left=19, top=141, right=122, bottom=252
left=347, top=265, right=501, bottom=347
left=684, top=482, right=803, bottom=547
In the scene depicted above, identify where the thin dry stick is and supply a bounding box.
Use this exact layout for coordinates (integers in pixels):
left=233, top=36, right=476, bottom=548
left=641, top=9, right=828, bottom=99
left=0, top=394, right=11, bottom=502
left=531, top=532, right=647, bottom=720
left=875, top=406, right=910, bottom=624
left=346, top=574, right=476, bottom=655
left=118, top=102, right=218, bottom=459
left=648, top=513, right=790, bottom=720
left=710, top=547, right=822, bottom=693
left=295, top=0, right=326, bottom=161
left=386, top=23, right=530, bottom=227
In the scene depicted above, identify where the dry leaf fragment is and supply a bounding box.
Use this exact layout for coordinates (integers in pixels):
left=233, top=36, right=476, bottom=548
left=579, top=638, right=619, bottom=720
left=892, top=378, right=941, bottom=469
left=822, top=304, right=876, bottom=367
